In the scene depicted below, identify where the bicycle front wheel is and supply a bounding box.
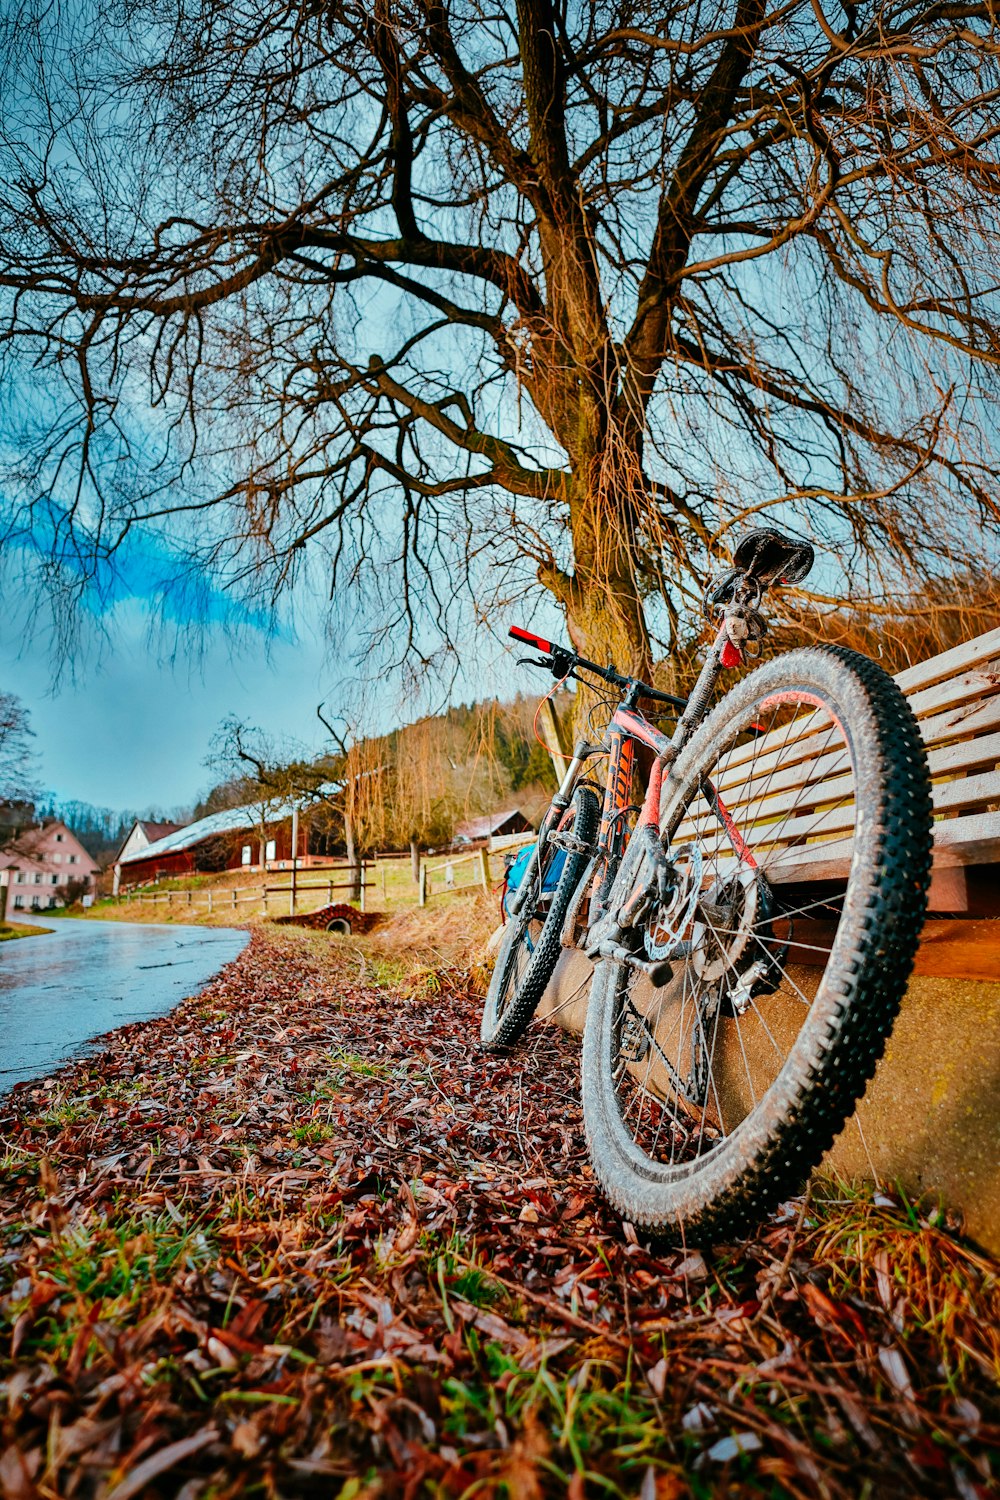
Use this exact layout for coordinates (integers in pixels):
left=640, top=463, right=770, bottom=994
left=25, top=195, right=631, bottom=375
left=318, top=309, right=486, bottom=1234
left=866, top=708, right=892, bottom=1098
left=481, top=785, right=600, bottom=1050
left=582, top=646, right=932, bottom=1240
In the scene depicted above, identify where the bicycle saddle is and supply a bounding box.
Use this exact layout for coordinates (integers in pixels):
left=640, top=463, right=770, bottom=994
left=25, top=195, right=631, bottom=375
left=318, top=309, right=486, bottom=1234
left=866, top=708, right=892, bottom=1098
left=732, top=528, right=814, bottom=587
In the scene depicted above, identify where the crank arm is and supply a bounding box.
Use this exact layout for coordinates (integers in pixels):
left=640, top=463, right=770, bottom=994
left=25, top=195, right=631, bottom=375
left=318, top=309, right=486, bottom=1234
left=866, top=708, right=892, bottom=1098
left=597, top=940, right=675, bottom=989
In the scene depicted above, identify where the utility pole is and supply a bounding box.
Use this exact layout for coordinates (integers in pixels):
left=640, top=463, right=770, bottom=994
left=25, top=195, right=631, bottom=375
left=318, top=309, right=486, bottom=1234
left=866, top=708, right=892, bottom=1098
left=538, top=698, right=568, bottom=782
left=290, top=803, right=299, bottom=916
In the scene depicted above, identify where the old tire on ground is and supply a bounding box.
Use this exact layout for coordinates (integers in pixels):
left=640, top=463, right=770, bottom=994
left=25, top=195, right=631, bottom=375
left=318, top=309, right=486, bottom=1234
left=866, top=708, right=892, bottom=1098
left=481, top=785, right=600, bottom=1051
left=582, top=646, right=932, bottom=1242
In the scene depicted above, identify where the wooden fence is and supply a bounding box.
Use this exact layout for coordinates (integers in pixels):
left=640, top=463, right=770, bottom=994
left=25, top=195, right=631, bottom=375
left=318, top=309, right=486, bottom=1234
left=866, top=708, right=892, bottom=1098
left=119, top=863, right=371, bottom=917
left=117, top=832, right=543, bottom=916
left=417, top=834, right=534, bottom=903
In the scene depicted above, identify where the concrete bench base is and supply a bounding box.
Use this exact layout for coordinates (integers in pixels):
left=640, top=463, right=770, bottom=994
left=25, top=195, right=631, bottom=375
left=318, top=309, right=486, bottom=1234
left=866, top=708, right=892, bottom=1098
left=539, top=950, right=1000, bottom=1255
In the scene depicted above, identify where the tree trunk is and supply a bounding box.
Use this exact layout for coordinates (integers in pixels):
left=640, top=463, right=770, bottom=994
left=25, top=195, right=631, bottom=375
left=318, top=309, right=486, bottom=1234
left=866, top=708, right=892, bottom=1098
left=541, top=462, right=653, bottom=736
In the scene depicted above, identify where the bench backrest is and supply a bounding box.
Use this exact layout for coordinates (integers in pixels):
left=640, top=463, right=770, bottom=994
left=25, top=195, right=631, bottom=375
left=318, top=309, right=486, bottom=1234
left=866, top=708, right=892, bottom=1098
left=672, top=626, right=1000, bottom=888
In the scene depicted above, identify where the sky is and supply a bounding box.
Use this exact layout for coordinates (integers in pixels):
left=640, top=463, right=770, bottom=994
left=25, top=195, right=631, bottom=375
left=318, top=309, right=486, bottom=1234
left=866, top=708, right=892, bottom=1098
left=0, top=594, right=344, bottom=812
left=0, top=531, right=532, bottom=814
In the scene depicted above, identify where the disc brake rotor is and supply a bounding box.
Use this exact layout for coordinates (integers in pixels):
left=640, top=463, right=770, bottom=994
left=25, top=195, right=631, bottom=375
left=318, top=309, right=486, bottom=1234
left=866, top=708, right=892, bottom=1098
left=691, top=867, right=760, bottom=982
left=645, top=845, right=703, bottom=961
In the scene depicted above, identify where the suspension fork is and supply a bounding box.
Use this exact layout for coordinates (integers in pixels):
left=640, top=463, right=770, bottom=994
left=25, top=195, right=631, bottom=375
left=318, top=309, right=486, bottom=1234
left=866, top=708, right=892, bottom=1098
left=583, top=723, right=635, bottom=923
left=506, top=740, right=595, bottom=918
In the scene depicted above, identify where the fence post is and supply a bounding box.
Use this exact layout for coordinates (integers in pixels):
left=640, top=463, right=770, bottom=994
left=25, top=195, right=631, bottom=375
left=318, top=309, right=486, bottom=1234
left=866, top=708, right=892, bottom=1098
left=262, top=888, right=268, bottom=916
left=232, top=889, right=237, bottom=910
left=208, top=890, right=213, bottom=915
left=327, top=877, right=333, bottom=905
left=419, top=862, right=427, bottom=907
left=359, top=862, right=366, bottom=914
left=479, top=849, right=490, bottom=890
left=187, top=890, right=192, bottom=906
left=168, top=892, right=173, bottom=907
left=380, top=860, right=387, bottom=900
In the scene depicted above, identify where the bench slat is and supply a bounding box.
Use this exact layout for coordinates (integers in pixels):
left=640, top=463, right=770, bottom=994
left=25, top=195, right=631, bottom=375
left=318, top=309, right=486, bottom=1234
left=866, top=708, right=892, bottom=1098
left=677, top=764, right=1000, bottom=857
left=893, top=625, right=1000, bottom=694
left=701, top=807, right=1000, bottom=886
left=703, top=633, right=1000, bottom=781
left=904, top=656, right=1000, bottom=720
left=680, top=721, right=1000, bottom=836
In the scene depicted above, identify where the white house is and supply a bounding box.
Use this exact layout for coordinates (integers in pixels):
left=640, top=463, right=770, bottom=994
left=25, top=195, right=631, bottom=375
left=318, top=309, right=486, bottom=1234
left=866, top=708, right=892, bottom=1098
left=0, top=820, right=101, bottom=914
left=111, top=820, right=183, bottom=894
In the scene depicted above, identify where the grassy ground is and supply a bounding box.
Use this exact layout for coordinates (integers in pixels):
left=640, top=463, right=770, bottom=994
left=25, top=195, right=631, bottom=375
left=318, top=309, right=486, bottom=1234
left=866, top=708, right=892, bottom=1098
left=0, top=913, right=996, bottom=1497
left=0, top=920, right=52, bottom=941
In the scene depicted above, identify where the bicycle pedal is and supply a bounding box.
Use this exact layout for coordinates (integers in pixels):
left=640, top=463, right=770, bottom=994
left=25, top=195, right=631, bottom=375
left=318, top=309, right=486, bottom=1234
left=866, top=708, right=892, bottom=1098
left=547, top=830, right=600, bottom=858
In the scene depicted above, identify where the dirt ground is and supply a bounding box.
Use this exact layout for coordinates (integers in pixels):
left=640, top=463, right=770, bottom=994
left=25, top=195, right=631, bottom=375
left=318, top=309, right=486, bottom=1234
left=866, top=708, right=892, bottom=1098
left=0, top=919, right=996, bottom=1498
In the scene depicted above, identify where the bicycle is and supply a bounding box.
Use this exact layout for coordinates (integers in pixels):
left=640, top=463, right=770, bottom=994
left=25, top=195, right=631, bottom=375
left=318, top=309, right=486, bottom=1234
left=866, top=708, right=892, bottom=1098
left=481, top=528, right=933, bottom=1240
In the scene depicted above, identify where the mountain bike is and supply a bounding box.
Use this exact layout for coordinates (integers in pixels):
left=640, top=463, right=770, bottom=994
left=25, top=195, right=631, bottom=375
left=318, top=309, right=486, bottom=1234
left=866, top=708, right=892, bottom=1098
left=481, top=528, right=933, bottom=1240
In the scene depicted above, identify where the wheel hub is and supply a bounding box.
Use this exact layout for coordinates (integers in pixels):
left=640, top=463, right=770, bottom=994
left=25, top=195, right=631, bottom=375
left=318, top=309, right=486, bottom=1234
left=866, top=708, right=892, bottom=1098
left=691, top=869, right=781, bottom=1014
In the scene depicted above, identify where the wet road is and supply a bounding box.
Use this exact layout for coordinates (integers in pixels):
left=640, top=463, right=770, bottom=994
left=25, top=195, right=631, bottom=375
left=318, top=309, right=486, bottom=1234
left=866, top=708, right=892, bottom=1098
left=0, top=916, right=248, bottom=1093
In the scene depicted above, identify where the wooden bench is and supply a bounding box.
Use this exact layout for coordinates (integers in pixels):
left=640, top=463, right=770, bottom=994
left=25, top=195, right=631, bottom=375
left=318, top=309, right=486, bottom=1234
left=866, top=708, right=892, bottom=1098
left=671, top=625, right=1000, bottom=980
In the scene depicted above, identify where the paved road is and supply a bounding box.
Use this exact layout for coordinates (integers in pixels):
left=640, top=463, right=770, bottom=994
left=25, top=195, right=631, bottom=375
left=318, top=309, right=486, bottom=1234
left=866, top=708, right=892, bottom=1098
left=0, top=916, right=248, bottom=1093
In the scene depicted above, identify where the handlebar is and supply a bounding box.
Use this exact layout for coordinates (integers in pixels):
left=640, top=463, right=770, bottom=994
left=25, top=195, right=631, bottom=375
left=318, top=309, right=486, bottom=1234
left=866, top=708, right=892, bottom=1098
left=509, top=625, right=555, bottom=654
left=508, top=625, right=688, bottom=710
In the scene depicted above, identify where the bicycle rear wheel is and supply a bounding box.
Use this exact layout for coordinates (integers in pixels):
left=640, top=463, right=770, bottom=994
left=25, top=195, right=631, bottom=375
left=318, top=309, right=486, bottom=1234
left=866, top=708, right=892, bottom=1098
left=582, top=646, right=932, bottom=1240
left=481, top=785, right=600, bottom=1050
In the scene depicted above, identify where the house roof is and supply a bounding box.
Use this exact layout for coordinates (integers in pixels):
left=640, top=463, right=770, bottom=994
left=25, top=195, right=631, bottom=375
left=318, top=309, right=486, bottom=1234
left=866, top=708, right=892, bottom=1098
left=113, top=819, right=185, bottom=861
left=140, top=820, right=184, bottom=844
left=454, top=809, right=530, bottom=841
left=0, top=820, right=99, bottom=868
left=118, top=785, right=343, bottom=865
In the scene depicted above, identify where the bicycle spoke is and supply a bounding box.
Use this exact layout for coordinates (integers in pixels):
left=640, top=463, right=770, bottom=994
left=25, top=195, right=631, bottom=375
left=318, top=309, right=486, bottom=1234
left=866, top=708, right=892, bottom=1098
left=606, top=683, right=864, bottom=1172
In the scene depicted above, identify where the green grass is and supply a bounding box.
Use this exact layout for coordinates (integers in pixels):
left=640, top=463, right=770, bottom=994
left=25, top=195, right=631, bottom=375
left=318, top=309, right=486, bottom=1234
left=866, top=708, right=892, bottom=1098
left=0, top=920, right=53, bottom=940
left=0, top=1207, right=216, bottom=1367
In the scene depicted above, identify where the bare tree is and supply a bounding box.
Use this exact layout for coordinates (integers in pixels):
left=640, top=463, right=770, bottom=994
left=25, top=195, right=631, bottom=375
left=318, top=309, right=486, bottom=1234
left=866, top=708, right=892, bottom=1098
left=316, top=707, right=387, bottom=899
left=2, top=0, right=1000, bottom=681
left=0, top=693, right=38, bottom=834
left=207, top=717, right=304, bottom=872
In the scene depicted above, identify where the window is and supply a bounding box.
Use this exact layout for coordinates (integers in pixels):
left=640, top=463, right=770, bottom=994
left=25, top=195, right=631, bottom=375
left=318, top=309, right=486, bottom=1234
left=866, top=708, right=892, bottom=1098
left=52, top=853, right=62, bottom=863
left=265, top=839, right=276, bottom=860
left=30, top=896, right=40, bottom=909
left=68, top=855, right=78, bottom=865
left=12, top=895, right=23, bottom=910
left=51, top=875, right=58, bottom=885
left=48, top=897, right=57, bottom=908
left=34, top=873, right=43, bottom=885
left=241, top=845, right=252, bottom=866
left=55, top=833, right=64, bottom=842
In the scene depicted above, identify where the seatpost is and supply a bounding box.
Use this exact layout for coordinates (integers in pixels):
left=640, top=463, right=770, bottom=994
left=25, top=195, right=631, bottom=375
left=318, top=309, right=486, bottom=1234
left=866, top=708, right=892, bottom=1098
left=549, top=740, right=592, bottom=815
left=667, top=622, right=732, bottom=759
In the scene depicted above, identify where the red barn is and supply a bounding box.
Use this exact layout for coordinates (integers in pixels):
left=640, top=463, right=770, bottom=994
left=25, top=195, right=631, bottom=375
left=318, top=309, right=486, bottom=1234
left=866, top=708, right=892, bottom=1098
left=115, top=793, right=342, bottom=889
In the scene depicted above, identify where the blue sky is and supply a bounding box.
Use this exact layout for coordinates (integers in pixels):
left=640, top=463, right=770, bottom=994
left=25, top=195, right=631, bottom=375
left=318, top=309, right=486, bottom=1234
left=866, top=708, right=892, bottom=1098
left=0, top=596, right=340, bottom=811
left=0, top=506, right=533, bottom=812
left=0, top=505, right=367, bottom=809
